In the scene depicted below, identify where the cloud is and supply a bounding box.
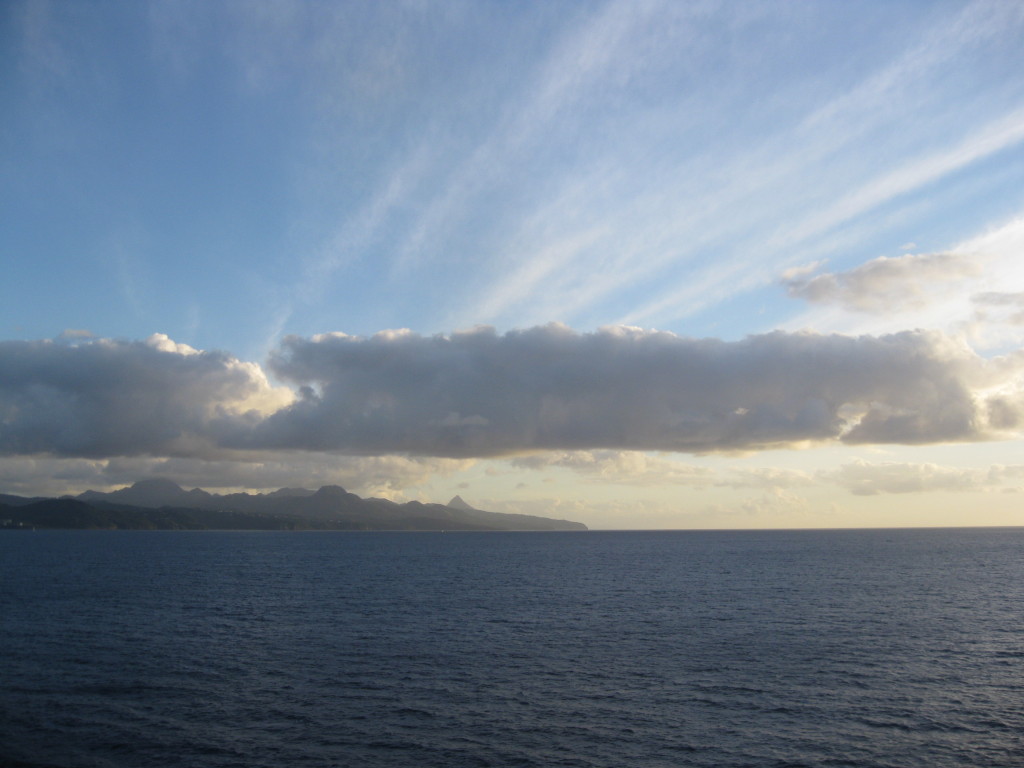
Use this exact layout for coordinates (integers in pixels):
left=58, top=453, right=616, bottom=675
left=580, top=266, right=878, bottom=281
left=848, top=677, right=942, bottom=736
left=972, top=292, right=1024, bottom=326
left=780, top=106, right=1024, bottom=254
left=0, top=334, right=292, bottom=458
left=510, top=450, right=717, bottom=486
left=251, top=324, right=1023, bottom=456
left=719, top=467, right=815, bottom=490
left=3, top=326, right=1022, bottom=463
left=57, top=329, right=94, bottom=341
left=778, top=216, right=1024, bottom=347
left=784, top=252, right=980, bottom=312
left=508, top=450, right=812, bottom=489
left=823, top=459, right=1024, bottom=496
left=736, top=487, right=810, bottom=518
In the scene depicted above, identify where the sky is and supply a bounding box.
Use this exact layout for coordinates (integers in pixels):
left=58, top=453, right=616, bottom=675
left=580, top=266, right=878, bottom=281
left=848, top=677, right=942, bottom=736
left=2, top=0, right=1024, bottom=529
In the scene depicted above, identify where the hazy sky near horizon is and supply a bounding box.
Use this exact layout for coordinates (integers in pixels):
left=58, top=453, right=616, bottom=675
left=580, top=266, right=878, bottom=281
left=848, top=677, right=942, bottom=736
left=3, top=0, right=1024, bottom=528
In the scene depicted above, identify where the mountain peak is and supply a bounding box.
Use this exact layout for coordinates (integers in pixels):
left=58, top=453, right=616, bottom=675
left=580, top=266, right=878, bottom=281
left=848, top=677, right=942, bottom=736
left=447, top=495, right=476, bottom=511
left=267, top=487, right=315, bottom=498
left=79, top=477, right=197, bottom=508
left=313, top=485, right=349, bottom=498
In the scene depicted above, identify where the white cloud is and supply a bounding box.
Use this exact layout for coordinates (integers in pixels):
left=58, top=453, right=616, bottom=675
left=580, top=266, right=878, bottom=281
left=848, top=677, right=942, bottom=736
left=972, top=292, right=1024, bottom=326
left=784, top=252, right=979, bottom=312
left=780, top=216, right=1024, bottom=346
left=510, top=450, right=717, bottom=486
left=509, top=450, right=813, bottom=490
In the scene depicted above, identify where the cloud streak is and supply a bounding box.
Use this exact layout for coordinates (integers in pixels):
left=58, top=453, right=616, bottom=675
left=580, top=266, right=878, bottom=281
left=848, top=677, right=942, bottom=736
left=823, top=459, right=1024, bottom=496
left=509, top=449, right=813, bottom=490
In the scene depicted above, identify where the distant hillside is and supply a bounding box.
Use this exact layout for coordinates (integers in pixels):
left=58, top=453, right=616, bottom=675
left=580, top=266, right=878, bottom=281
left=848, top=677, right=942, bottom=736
left=0, top=480, right=587, bottom=531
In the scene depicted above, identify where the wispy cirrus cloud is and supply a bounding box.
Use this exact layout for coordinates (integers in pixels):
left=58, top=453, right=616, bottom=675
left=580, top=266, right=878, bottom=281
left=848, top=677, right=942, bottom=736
left=9, top=2, right=1024, bottom=351
left=112, top=1, right=1024, bottom=344
left=622, top=106, right=1024, bottom=330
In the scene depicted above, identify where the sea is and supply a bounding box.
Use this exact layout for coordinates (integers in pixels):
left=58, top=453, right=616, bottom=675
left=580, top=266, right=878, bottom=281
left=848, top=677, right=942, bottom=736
left=1, top=528, right=1022, bottom=768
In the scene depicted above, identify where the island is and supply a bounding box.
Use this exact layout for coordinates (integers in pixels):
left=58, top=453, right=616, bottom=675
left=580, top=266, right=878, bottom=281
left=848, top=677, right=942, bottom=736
left=0, top=479, right=587, bottom=531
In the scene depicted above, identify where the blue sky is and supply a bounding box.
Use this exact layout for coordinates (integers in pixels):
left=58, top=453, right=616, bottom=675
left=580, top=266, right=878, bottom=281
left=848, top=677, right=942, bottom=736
left=3, top=1, right=1024, bottom=528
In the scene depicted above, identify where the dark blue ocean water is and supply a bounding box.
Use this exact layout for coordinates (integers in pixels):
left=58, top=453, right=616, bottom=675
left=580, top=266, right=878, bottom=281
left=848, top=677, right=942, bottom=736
left=2, top=529, right=1023, bottom=768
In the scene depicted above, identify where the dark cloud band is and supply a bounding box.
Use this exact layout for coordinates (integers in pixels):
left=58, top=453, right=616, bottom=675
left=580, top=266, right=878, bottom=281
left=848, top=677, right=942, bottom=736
left=1, top=325, right=1019, bottom=460
left=0, top=335, right=277, bottom=458
left=253, top=324, right=1017, bottom=456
